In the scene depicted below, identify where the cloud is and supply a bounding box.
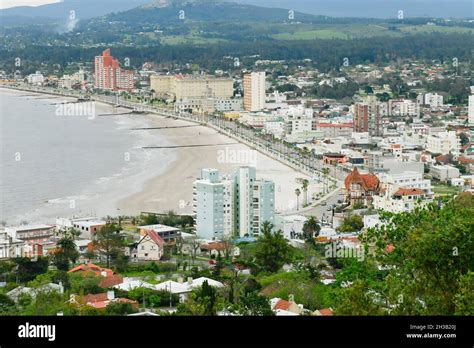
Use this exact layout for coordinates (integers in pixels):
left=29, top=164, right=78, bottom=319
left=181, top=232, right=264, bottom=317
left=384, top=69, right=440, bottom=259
left=0, top=0, right=61, bottom=10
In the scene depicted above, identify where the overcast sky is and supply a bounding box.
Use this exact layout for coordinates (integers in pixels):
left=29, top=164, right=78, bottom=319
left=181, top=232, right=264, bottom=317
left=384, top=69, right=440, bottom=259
left=0, top=0, right=60, bottom=9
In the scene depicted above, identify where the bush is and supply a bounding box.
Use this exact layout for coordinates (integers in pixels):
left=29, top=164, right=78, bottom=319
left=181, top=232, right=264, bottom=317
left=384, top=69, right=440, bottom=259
left=105, top=302, right=138, bottom=316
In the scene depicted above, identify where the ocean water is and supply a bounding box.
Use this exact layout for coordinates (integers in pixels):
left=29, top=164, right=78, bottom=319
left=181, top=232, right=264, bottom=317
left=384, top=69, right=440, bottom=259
left=0, top=89, right=175, bottom=225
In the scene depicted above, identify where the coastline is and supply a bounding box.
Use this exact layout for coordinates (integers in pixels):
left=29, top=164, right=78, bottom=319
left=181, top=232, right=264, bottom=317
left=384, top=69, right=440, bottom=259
left=1, top=85, right=319, bottom=222
left=117, top=114, right=315, bottom=216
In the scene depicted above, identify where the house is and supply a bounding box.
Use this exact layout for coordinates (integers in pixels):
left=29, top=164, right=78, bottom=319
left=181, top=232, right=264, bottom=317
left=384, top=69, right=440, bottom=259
left=314, top=308, right=334, bottom=316
left=71, top=220, right=106, bottom=238
left=129, top=230, right=165, bottom=262
left=69, top=290, right=138, bottom=310
left=154, top=277, right=224, bottom=303
left=200, top=241, right=229, bottom=257
left=344, top=168, right=381, bottom=207
left=56, top=217, right=106, bottom=237
left=68, top=262, right=123, bottom=288
left=373, top=185, right=433, bottom=213
left=75, top=239, right=92, bottom=255
left=137, top=224, right=181, bottom=245
left=113, top=279, right=155, bottom=291
left=7, top=283, right=64, bottom=302
left=323, top=153, right=347, bottom=165
left=270, top=297, right=304, bottom=316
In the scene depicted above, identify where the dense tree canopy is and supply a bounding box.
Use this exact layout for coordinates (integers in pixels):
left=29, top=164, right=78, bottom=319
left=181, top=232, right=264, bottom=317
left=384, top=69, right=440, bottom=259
left=335, top=193, right=474, bottom=315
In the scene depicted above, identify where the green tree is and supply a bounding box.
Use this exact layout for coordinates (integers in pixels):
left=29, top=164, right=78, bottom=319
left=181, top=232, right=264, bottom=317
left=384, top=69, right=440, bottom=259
left=92, top=224, right=124, bottom=268
left=179, top=280, right=218, bottom=316
left=454, top=272, right=474, bottom=315
left=321, top=168, right=330, bottom=193
left=0, top=294, right=16, bottom=314
left=302, top=216, right=321, bottom=243
left=53, top=229, right=80, bottom=271
left=212, top=254, right=224, bottom=278
left=14, top=257, right=49, bottom=282
left=240, top=292, right=273, bottom=316
left=302, top=179, right=309, bottom=206
left=337, top=215, right=364, bottom=232
left=295, top=188, right=301, bottom=211
left=340, top=194, right=474, bottom=315
left=105, top=302, right=138, bottom=316
left=255, top=222, right=292, bottom=273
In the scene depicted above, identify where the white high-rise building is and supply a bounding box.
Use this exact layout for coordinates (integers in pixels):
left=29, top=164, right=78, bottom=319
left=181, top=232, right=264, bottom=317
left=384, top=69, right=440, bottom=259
left=194, top=167, right=275, bottom=240
left=468, top=94, right=474, bottom=126
left=243, top=72, right=266, bottom=112
left=193, top=169, right=225, bottom=240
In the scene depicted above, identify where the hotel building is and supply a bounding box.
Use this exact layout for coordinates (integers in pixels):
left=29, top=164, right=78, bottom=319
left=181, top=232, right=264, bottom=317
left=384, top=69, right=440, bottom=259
left=94, top=49, right=135, bottom=91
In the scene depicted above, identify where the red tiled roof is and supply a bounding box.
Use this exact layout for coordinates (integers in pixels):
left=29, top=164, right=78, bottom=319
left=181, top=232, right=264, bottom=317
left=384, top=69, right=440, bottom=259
left=201, top=242, right=226, bottom=251
left=344, top=168, right=380, bottom=192
left=83, top=293, right=108, bottom=304
left=318, top=308, right=333, bottom=316
left=274, top=299, right=292, bottom=311
left=99, top=275, right=124, bottom=288
left=435, top=154, right=451, bottom=164
left=394, top=188, right=424, bottom=196
left=68, top=263, right=114, bottom=277
left=145, top=230, right=165, bottom=248
left=85, top=295, right=138, bottom=309
left=459, top=156, right=474, bottom=164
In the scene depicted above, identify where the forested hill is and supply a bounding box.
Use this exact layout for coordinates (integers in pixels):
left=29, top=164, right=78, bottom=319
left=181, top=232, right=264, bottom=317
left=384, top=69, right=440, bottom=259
left=85, top=0, right=320, bottom=26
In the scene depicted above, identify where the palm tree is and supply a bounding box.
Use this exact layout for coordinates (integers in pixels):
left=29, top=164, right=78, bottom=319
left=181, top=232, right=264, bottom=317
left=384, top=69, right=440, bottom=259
left=322, top=168, right=330, bottom=194
left=302, top=179, right=309, bottom=206
left=302, top=216, right=321, bottom=241
left=295, top=188, right=301, bottom=211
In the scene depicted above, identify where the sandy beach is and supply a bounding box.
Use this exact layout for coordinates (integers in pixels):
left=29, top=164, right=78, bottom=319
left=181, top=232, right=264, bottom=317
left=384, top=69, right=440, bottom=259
left=1, top=86, right=321, bottom=223
left=117, top=113, right=319, bottom=216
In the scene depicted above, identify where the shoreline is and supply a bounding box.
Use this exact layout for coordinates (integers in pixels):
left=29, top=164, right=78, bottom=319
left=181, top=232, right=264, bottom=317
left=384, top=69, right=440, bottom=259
left=1, top=85, right=321, bottom=221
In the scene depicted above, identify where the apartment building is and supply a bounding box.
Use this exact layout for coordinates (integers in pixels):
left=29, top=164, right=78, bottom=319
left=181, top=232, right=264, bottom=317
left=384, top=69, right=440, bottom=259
left=378, top=171, right=432, bottom=194
left=276, top=105, right=314, bottom=135
left=194, top=167, right=275, bottom=240
left=94, top=49, right=135, bottom=91
left=373, top=184, right=433, bottom=213
left=5, top=225, right=55, bottom=246
left=26, top=71, right=45, bottom=85
left=430, top=165, right=460, bottom=182
left=0, top=230, right=25, bottom=259
left=388, top=99, right=420, bottom=117
left=353, top=96, right=382, bottom=136
left=317, top=123, right=353, bottom=138
left=150, top=74, right=233, bottom=101
left=243, top=72, right=266, bottom=112
left=193, top=169, right=227, bottom=240
left=469, top=94, right=474, bottom=126
left=420, top=93, right=444, bottom=108
left=426, top=131, right=460, bottom=155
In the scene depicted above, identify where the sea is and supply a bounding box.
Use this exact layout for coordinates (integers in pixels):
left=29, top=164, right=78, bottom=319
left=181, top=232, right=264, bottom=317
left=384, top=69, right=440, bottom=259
left=0, top=88, right=175, bottom=226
